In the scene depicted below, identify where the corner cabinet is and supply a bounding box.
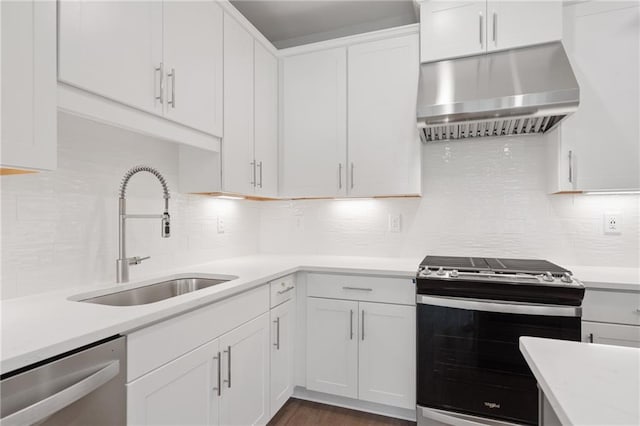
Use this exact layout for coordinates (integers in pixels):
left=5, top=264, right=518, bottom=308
left=281, top=30, right=421, bottom=198
left=549, top=1, right=640, bottom=193
left=305, top=274, right=416, bottom=410
left=419, top=1, right=562, bottom=63
left=1, top=0, right=57, bottom=172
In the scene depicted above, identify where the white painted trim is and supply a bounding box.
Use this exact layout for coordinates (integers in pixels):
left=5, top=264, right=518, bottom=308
left=277, top=24, right=419, bottom=57
left=58, top=84, right=221, bottom=152
left=217, top=0, right=279, bottom=56
left=291, top=387, right=417, bottom=422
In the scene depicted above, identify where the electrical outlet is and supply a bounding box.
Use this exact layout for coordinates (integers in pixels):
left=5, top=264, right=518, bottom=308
left=604, top=212, right=621, bottom=235
left=217, top=216, right=225, bottom=234
left=388, top=214, right=402, bottom=233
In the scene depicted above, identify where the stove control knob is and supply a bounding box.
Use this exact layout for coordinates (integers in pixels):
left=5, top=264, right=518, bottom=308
left=542, top=272, right=554, bottom=282
left=419, top=268, right=431, bottom=277
left=436, top=267, right=446, bottom=276
left=450, top=270, right=459, bottom=278
left=561, top=272, right=573, bottom=283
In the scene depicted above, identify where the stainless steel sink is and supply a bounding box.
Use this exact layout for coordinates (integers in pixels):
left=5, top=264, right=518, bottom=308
left=80, top=277, right=231, bottom=306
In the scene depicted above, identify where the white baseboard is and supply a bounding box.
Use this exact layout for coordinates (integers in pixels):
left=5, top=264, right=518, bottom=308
left=291, top=386, right=417, bottom=422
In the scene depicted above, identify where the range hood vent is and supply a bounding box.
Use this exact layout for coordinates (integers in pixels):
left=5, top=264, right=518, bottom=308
left=417, top=42, right=579, bottom=143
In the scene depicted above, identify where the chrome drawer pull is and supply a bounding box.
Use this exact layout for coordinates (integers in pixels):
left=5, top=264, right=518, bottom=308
left=277, top=286, right=295, bottom=295
left=342, top=286, right=373, bottom=292
left=223, top=346, right=231, bottom=388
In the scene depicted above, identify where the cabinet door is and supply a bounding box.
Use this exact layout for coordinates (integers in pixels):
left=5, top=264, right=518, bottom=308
left=347, top=35, right=421, bottom=197
left=486, top=1, right=561, bottom=52
left=583, top=321, right=640, bottom=348
left=58, top=0, right=162, bottom=115
left=1, top=0, right=56, bottom=171
left=306, top=297, right=358, bottom=398
left=127, top=338, right=220, bottom=425
left=420, top=1, right=487, bottom=63
left=270, top=299, right=295, bottom=416
left=358, top=302, right=416, bottom=409
left=163, top=0, right=223, bottom=136
left=223, top=13, right=255, bottom=195
left=219, top=313, right=270, bottom=426
left=556, top=2, right=640, bottom=191
left=254, top=42, right=279, bottom=197
left=282, top=48, right=347, bottom=197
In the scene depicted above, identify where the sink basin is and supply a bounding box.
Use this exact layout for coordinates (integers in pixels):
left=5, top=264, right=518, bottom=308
left=80, top=277, right=231, bottom=306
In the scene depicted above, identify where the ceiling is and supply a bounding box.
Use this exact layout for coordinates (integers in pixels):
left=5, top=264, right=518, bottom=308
left=230, top=0, right=419, bottom=49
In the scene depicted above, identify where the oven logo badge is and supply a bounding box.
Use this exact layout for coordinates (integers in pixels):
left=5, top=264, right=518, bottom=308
left=484, top=402, right=501, bottom=409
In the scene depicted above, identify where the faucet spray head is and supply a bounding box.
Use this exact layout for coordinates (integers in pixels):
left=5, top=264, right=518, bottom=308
left=162, top=212, right=171, bottom=238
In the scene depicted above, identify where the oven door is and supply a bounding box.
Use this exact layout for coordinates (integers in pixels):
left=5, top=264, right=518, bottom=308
left=416, top=295, right=581, bottom=426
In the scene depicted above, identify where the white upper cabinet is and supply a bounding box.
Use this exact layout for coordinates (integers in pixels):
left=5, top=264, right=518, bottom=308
left=58, top=1, right=163, bottom=115
left=58, top=0, right=223, bottom=139
left=254, top=42, right=279, bottom=197
left=420, top=1, right=487, bottom=63
left=347, top=34, right=421, bottom=197
left=550, top=1, right=639, bottom=192
left=282, top=48, right=348, bottom=198
left=222, top=13, right=255, bottom=195
left=163, top=1, right=223, bottom=136
left=1, top=0, right=57, bottom=171
left=419, top=0, right=562, bottom=63
left=486, top=1, right=561, bottom=53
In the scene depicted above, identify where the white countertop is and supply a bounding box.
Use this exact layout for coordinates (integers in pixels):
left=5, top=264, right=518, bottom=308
left=568, top=265, right=640, bottom=291
left=0, top=254, right=420, bottom=375
left=1, top=254, right=637, bottom=375
left=520, top=337, right=640, bottom=426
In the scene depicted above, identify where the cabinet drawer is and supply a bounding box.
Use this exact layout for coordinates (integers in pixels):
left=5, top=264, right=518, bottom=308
left=270, top=274, right=296, bottom=308
left=127, top=285, right=269, bottom=381
left=582, top=321, right=640, bottom=348
left=307, top=273, right=414, bottom=305
left=583, top=289, right=640, bottom=326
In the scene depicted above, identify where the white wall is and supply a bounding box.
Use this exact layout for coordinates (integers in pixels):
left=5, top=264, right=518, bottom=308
left=0, top=114, right=260, bottom=299
left=260, top=134, right=640, bottom=268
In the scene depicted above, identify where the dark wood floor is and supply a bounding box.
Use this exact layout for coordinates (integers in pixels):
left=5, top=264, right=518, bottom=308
left=268, top=399, right=416, bottom=426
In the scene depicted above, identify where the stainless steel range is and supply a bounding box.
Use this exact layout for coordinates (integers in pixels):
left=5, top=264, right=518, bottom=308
left=415, top=256, right=585, bottom=426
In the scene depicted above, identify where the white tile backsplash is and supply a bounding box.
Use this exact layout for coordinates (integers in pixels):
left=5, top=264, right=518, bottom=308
left=2, top=118, right=638, bottom=299
left=0, top=114, right=260, bottom=299
left=260, top=134, right=640, bottom=268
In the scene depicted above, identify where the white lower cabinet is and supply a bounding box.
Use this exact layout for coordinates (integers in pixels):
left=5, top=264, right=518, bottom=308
left=582, top=321, right=640, bottom=348
left=358, top=302, right=415, bottom=409
left=127, top=338, right=220, bottom=425
left=306, top=297, right=359, bottom=398
left=306, top=295, right=416, bottom=409
left=582, top=287, right=640, bottom=348
left=270, top=299, right=295, bottom=416
left=219, top=312, right=271, bottom=426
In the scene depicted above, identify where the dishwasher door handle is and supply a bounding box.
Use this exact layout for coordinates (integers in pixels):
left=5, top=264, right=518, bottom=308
left=1, top=360, right=120, bottom=426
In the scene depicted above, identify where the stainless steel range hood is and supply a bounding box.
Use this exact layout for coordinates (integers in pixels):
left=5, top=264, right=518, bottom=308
left=417, top=42, right=579, bottom=143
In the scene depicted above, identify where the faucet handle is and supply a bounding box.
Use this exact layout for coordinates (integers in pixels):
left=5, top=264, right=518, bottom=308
left=129, top=256, right=150, bottom=265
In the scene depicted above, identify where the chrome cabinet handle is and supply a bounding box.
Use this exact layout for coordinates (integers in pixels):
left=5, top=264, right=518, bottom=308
left=168, top=68, right=176, bottom=108
left=223, top=346, right=231, bottom=388
left=588, top=333, right=594, bottom=343
left=361, top=310, right=365, bottom=341
left=349, top=309, right=354, bottom=340
left=155, top=63, right=164, bottom=104
left=338, top=163, right=343, bottom=189
left=213, top=352, right=221, bottom=396
left=258, top=161, right=263, bottom=188
left=479, top=13, right=484, bottom=48
left=277, top=286, right=295, bottom=295
left=350, top=163, right=354, bottom=189
left=250, top=161, right=256, bottom=186
left=568, top=150, right=573, bottom=183
left=492, top=13, right=497, bottom=45
left=342, top=286, right=373, bottom=292
left=273, top=317, right=280, bottom=350
left=0, top=361, right=120, bottom=426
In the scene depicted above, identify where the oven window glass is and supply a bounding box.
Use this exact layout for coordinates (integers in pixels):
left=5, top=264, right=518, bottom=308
left=417, top=304, right=581, bottom=425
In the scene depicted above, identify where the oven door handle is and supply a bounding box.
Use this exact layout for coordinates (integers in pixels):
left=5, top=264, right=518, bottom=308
left=419, top=406, right=497, bottom=426
left=1, top=360, right=120, bottom=426
left=416, top=295, right=581, bottom=317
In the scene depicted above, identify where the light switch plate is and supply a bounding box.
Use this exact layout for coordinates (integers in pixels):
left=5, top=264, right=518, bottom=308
left=604, top=212, right=621, bottom=235
left=217, top=216, right=225, bottom=234
left=388, top=214, right=401, bottom=233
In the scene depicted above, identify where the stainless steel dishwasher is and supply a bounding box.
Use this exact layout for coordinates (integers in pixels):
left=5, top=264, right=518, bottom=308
left=1, top=335, right=126, bottom=426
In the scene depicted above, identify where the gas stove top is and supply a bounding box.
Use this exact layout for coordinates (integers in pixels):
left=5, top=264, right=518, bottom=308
left=416, top=255, right=585, bottom=306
